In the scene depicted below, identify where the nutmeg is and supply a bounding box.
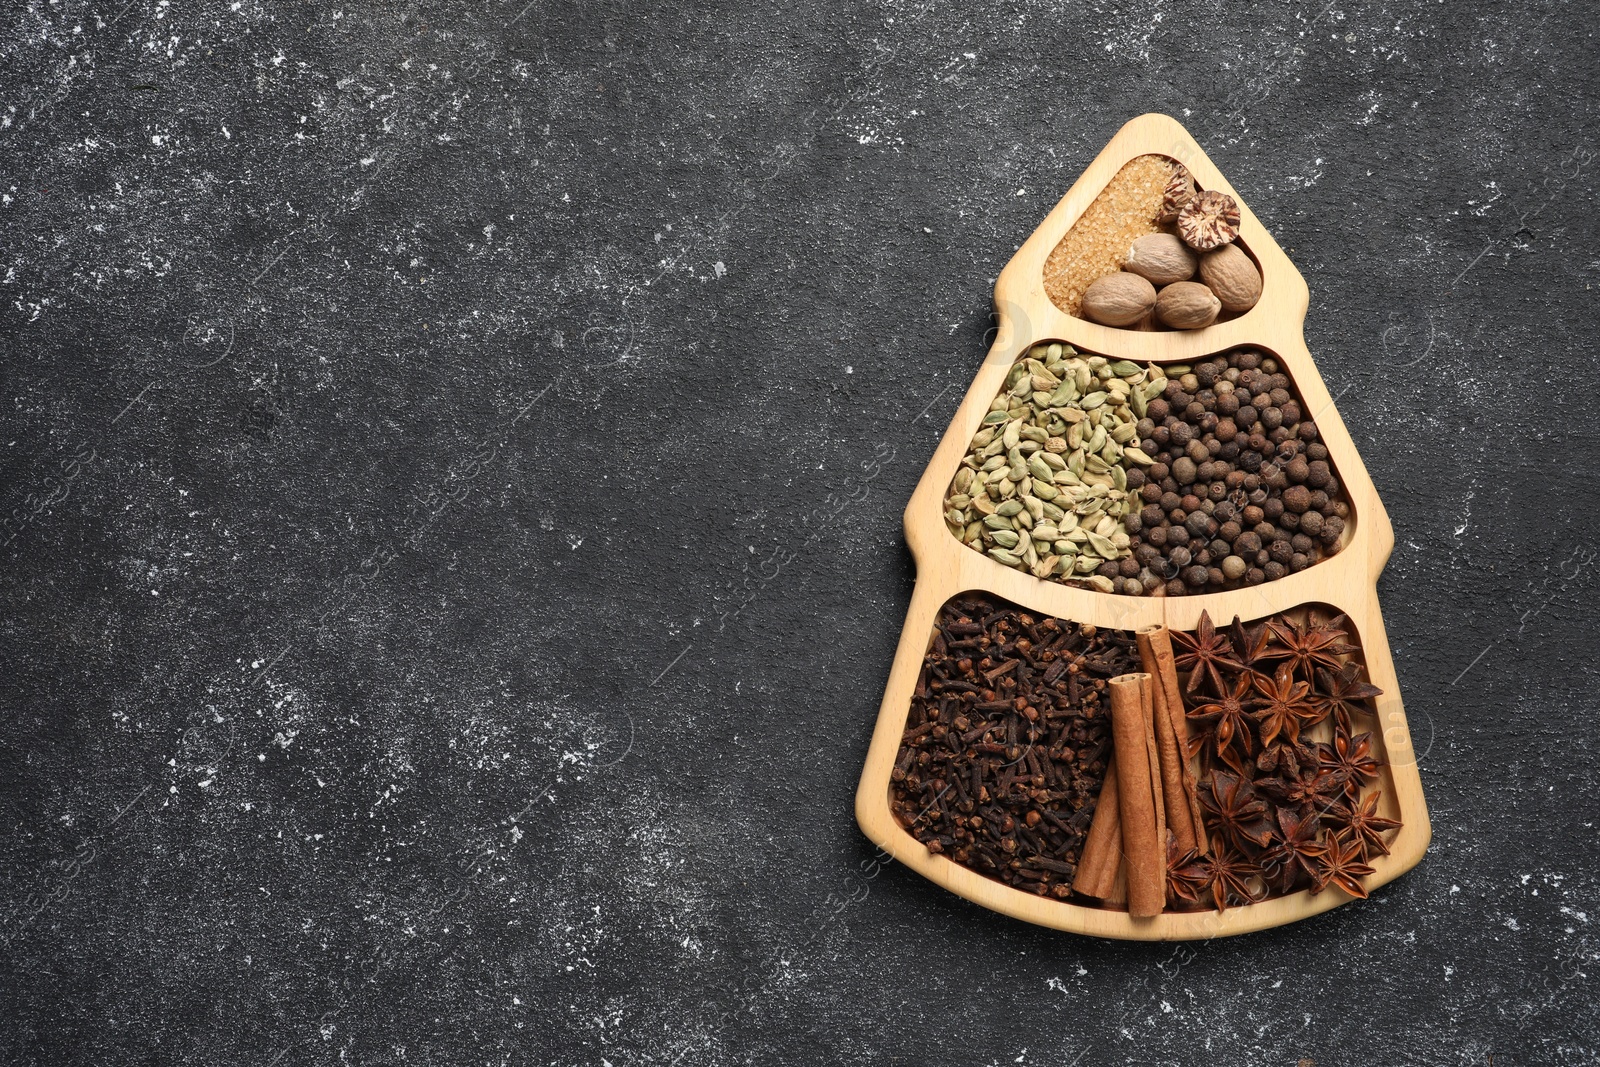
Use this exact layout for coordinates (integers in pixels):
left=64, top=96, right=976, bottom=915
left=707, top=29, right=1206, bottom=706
left=1124, top=233, right=1198, bottom=286
left=1199, top=244, right=1263, bottom=313
left=1177, top=190, right=1242, bottom=252
left=1080, top=271, right=1157, bottom=327
left=1154, top=281, right=1221, bottom=330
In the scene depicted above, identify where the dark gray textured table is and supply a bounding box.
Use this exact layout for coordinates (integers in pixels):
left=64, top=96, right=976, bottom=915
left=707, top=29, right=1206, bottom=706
left=3, top=2, right=1596, bottom=1063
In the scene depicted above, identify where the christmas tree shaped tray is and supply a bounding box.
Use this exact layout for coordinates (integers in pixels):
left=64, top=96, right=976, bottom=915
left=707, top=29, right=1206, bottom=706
left=854, top=114, right=1430, bottom=940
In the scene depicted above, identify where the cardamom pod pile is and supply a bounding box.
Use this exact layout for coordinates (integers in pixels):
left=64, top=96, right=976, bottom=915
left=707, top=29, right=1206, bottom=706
left=945, top=343, right=1349, bottom=596
left=945, top=344, right=1162, bottom=592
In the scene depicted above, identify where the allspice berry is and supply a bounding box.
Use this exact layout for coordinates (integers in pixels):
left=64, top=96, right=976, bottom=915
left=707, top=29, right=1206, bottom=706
left=1283, top=484, right=1312, bottom=514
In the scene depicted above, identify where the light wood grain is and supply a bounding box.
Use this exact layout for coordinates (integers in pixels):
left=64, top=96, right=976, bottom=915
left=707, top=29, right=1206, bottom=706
left=854, top=113, right=1431, bottom=940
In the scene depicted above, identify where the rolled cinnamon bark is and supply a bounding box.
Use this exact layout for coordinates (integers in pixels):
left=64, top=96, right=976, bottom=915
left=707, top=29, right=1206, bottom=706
left=1110, top=672, right=1165, bottom=917
left=1138, top=625, right=1208, bottom=855
left=1073, top=764, right=1122, bottom=901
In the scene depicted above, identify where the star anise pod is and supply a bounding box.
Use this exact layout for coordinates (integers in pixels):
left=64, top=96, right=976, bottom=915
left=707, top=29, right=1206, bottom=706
left=1171, top=610, right=1243, bottom=695
left=1316, top=663, right=1383, bottom=732
left=1258, top=806, right=1329, bottom=893
left=1316, top=728, right=1382, bottom=799
left=1261, top=615, right=1356, bottom=684
left=1199, top=770, right=1272, bottom=852
left=1251, top=664, right=1321, bottom=747
left=1228, top=614, right=1277, bottom=676
left=1310, top=832, right=1376, bottom=899
left=1254, top=738, right=1319, bottom=781
left=1166, top=841, right=1211, bottom=908
left=1198, top=845, right=1265, bottom=911
left=1256, top=757, right=1342, bottom=819
left=1187, top=671, right=1256, bottom=773
left=1325, top=789, right=1402, bottom=861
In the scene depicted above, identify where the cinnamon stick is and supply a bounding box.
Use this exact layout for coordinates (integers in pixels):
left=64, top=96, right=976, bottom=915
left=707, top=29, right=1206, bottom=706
left=1138, top=625, right=1208, bottom=855
left=1109, top=672, right=1165, bottom=917
left=1073, top=763, right=1122, bottom=901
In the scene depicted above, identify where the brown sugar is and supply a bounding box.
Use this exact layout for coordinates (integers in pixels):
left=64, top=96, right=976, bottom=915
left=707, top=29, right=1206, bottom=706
left=1043, top=154, right=1177, bottom=317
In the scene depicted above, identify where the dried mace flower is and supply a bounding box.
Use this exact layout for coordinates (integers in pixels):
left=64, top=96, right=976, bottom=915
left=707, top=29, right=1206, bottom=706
left=1177, top=190, right=1242, bottom=252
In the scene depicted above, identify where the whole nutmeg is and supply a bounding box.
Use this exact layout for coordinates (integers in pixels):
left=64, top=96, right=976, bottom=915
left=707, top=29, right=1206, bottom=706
left=1198, top=243, right=1263, bottom=313
left=1081, top=271, right=1157, bottom=327
left=1155, top=281, right=1222, bottom=330
left=1124, top=233, right=1198, bottom=286
left=1177, top=190, right=1242, bottom=251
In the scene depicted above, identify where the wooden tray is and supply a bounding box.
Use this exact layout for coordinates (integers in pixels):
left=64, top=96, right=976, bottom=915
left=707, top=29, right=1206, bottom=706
left=854, top=113, right=1430, bottom=940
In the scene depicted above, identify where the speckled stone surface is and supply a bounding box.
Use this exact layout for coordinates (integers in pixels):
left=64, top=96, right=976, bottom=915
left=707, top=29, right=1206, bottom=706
left=3, top=2, right=1597, bottom=1063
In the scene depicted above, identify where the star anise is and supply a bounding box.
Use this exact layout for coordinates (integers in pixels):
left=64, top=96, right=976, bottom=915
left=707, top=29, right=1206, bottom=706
left=1251, top=664, right=1322, bottom=746
left=1261, top=615, right=1356, bottom=684
left=1166, top=841, right=1211, bottom=908
left=1256, top=753, right=1342, bottom=818
left=1316, top=728, right=1381, bottom=799
left=1171, top=610, right=1243, bottom=695
left=1310, top=832, right=1376, bottom=898
left=1199, top=770, right=1273, bottom=851
left=1254, top=738, right=1319, bottom=780
left=1198, top=845, right=1265, bottom=911
left=1187, top=671, right=1256, bottom=773
left=1316, top=663, right=1384, bottom=732
left=1325, top=789, right=1402, bottom=861
left=1228, top=614, right=1277, bottom=676
left=1258, top=806, right=1329, bottom=893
